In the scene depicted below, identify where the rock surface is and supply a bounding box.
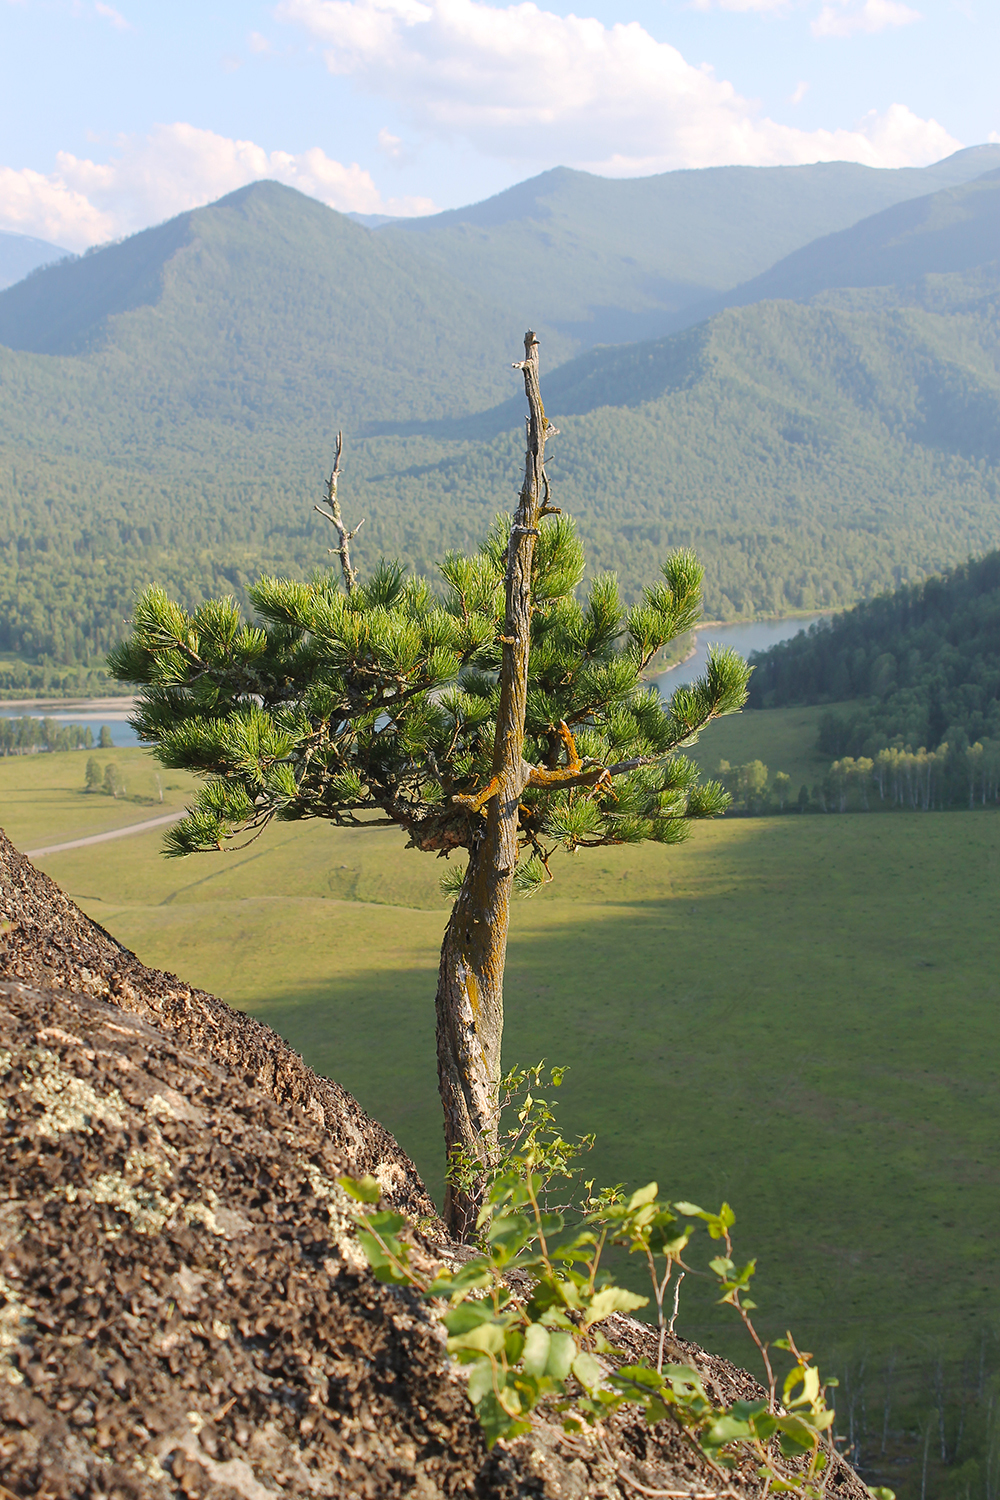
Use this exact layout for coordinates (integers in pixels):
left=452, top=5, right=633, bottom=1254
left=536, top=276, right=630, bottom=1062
left=0, top=829, right=436, bottom=1222
left=0, top=832, right=871, bottom=1499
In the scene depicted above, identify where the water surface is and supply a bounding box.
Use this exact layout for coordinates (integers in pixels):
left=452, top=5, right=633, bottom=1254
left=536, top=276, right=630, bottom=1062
left=654, top=616, right=828, bottom=696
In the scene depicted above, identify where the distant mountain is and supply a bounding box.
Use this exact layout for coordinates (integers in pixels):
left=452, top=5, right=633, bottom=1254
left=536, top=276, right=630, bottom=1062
left=347, top=211, right=400, bottom=228
left=718, top=167, right=1000, bottom=313
left=0, top=180, right=538, bottom=420
left=0, top=231, right=70, bottom=292
left=4, top=165, right=1000, bottom=670
left=376, top=146, right=1000, bottom=349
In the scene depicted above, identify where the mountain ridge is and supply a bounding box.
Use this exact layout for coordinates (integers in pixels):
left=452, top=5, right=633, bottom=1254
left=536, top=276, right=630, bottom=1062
left=376, top=146, right=1000, bottom=347
left=0, top=229, right=70, bottom=292
left=3, top=163, right=1000, bottom=668
left=716, top=166, right=1000, bottom=316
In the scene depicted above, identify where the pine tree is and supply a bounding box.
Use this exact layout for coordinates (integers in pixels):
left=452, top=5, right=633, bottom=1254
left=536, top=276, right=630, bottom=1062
left=108, top=333, right=749, bottom=1237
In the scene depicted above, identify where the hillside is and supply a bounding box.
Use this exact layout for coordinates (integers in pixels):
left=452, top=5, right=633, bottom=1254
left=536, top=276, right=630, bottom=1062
left=3, top=169, right=1000, bottom=673
left=0, top=229, right=68, bottom=291
left=719, top=166, right=1000, bottom=313
left=378, top=147, right=1000, bottom=348
left=362, top=279, right=1000, bottom=613
left=746, top=548, right=1000, bottom=761
left=0, top=180, right=533, bottom=411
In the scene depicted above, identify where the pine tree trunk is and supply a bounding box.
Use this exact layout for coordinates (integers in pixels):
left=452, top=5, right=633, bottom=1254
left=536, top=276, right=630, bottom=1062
left=435, top=811, right=516, bottom=1239
left=436, top=331, right=548, bottom=1239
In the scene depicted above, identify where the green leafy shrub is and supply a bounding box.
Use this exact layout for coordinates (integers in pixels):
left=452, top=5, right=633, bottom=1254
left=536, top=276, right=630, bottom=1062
left=341, top=1070, right=886, bottom=1499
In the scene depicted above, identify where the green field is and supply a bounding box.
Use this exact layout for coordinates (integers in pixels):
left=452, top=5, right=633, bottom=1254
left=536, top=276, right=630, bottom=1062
left=690, top=702, right=850, bottom=790
left=3, top=722, right=998, bottom=1487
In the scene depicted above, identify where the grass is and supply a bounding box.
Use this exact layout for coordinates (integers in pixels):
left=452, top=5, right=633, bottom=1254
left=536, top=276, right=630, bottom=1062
left=0, top=746, right=198, bottom=852
left=4, top=723, right=998, bottom=1421
left=690, top=702, right=851, bottom=790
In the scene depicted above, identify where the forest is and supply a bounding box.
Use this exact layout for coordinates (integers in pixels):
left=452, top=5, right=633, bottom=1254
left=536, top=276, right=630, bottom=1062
left=3, top=176, right=1000, bottom=679
left=746, top=547, right=1000, bottom=802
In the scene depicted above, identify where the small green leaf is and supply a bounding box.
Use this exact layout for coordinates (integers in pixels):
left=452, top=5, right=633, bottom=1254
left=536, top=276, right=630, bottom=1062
left=487, top=1210, right=533, bottom=1263
left=572, top=1352, right=603, bottom=1391
left=583, top=1285, right=649, bottom=1327
left=425, top=1259, right=493, bottom=1298
left=444, top=1301, right=501, bottom=1336
left=521, top=1323, right=551, bottom=1378
left=339, top=1174, right=382, bottom=1204
left=626, top=1182, right=659, bottom=1211
left=467, top=1358, right=495, bottom=1405
left=355, top=1229, right=412, bottom=1285
left=475, top=1392, right=532, bottom=1449
left=784, top=1364, right=821, bottom=1408
left=704, top=1415, right=752, bottom=1447
left=775, top=1414, right=818, bottom=1456
left=730, top=1399, right=768, bottom=1421
left=545, top=1330, right=576, bottom=1381
left=448, top=1322, right=507, bottom=1356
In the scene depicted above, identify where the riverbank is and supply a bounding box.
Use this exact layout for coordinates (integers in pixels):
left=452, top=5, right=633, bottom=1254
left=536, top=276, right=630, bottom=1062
left=0, top=696, right=139, bottom=714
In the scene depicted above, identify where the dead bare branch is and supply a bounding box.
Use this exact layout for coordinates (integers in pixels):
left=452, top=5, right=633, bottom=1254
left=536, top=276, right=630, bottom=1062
left=313, top=431, right=364, bottom=594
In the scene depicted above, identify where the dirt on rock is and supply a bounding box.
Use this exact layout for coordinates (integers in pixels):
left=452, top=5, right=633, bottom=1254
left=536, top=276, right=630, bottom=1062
left=0, top=832, right=871, bottom=1500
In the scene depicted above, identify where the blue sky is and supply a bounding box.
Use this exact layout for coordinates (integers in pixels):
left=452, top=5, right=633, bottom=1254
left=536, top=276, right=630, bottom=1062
left=1, top=0, right=995, bottom=249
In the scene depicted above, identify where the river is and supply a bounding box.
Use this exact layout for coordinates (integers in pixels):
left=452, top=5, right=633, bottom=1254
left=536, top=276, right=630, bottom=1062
left=653, top=615, right=828, bottom=696
left=1, top=617, right=829, bottom=748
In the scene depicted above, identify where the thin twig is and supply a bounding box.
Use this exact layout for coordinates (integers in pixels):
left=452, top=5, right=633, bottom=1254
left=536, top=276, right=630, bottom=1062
left=669, top=1271, right=685, bottom=1334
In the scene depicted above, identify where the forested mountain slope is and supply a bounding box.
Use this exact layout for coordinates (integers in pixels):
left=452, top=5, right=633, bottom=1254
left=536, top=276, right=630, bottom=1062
left=747, top=550, right=1000, bottom=756
left=3, top=172, right=1000, bottom=674
left=377, top=148, right=1000, bottom=348
left=719, top=167, right=1000, bottom=314
left=0, top=180, right=534, bottom=414
left=364, top=282, right=1000, bottom=611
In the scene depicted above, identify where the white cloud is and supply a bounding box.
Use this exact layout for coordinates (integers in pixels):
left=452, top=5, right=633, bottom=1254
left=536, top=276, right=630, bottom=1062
left=789, top=81, right=810, bottom=105
left=277, top=0, right=958, bottom=175
left=248, top=30, right=272, bottom=53
left=812, top=0, right=920, bottom=37
left=94, top=2, right=132, bottom=28
left=377, top=127, right=411, bottom=162
left=0, top=123, right=436, bottom=250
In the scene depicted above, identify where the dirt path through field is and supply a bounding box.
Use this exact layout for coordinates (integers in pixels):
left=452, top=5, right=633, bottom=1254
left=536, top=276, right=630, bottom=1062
left=25, top=809, right=185, bottom=858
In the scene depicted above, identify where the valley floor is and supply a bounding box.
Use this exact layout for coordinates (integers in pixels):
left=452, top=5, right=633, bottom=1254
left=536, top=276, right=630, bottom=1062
left=2, top=715, right=997, bottom=1490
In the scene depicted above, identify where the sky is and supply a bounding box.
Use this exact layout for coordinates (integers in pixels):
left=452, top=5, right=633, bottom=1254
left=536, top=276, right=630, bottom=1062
left=1, top=0, right=996, bottom=251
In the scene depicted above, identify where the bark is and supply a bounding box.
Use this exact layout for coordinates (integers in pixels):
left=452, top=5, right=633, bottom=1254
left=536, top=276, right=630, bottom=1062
left=436, top=331, right=548, bottom=1239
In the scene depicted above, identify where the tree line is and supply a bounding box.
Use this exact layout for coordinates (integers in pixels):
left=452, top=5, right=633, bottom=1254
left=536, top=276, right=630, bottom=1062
left=0, top=716, right=111, bottom=756
left=718, top=740, right=1000, bottom=816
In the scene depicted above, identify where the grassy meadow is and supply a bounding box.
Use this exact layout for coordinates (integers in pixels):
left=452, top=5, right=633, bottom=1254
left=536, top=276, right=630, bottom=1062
left=3, top=717, right=998, bottom=1435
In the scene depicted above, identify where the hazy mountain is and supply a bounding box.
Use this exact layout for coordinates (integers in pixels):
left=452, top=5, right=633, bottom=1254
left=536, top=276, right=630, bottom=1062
left=0, top=181, right=539, bottom=420
left=376, top=146, right=1000, bottom=349
left=0, top=231, right=70, bottom=292
left=4, top=167, right=1000, bottom=669
left=718, top=167, right=1000, bottom=314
